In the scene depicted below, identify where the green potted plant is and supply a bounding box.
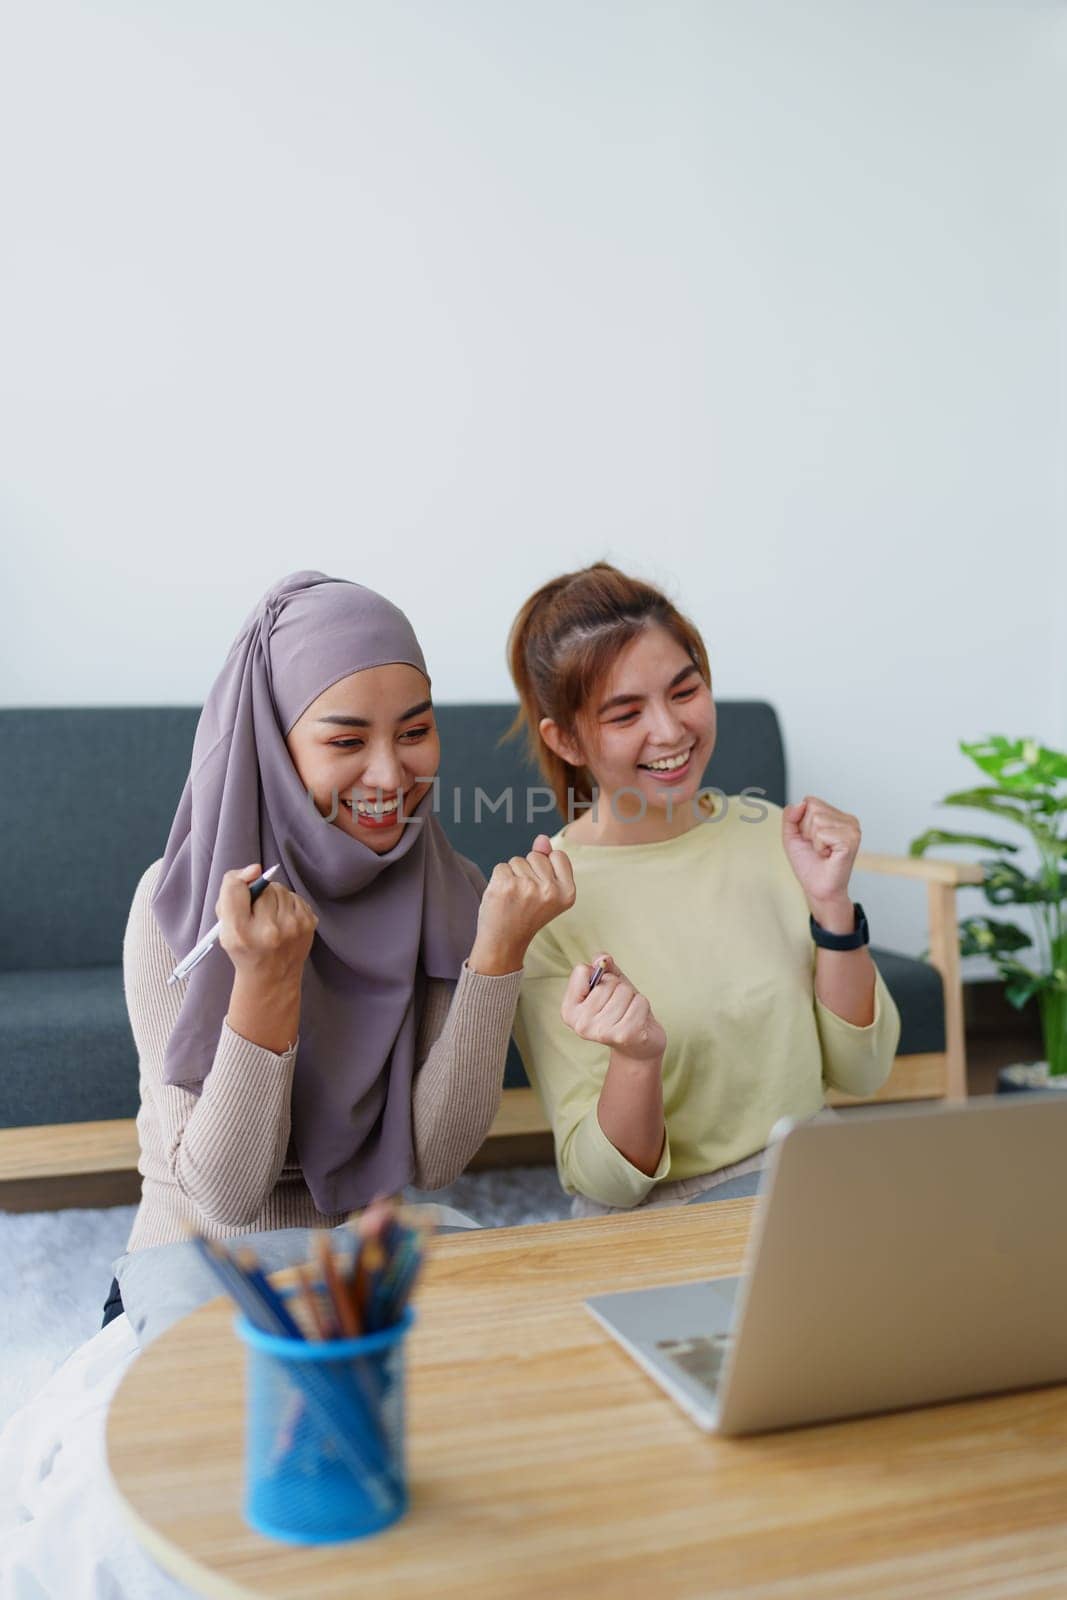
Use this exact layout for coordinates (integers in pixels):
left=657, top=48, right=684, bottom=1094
left=910, top=736, right=1067, bottom=1092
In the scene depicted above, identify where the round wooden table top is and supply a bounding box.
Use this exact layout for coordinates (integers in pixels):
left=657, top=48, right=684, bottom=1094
left=107, top=1202, right=1067, bottom=1600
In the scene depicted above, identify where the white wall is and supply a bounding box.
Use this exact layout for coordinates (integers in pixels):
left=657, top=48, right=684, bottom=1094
left=1, top=0, right=1063, bottom=959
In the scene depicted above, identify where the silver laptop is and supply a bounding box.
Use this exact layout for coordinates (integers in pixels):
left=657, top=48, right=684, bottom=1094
left=586, top=1094, right=1067, bottom=1436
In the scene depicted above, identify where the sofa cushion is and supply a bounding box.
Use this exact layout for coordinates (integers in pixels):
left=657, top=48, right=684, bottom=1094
left=0, top=966, right=138, bottom=1126
left=0, top=701, right=786, bottom=970
left=0, top=707, right=200, bottom=972
left=869, top=946, right=945, bottom=1056
left=0, top=949, right=946, bottom=1128
left=0, top=701, right=946, bottom=1126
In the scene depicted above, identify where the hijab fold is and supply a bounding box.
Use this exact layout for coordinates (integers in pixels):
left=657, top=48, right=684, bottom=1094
left=152, top=571, right=483, bottom=1213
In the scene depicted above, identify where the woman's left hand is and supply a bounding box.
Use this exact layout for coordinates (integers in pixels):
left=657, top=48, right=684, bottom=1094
left=781, top=796, right=861, bottom=922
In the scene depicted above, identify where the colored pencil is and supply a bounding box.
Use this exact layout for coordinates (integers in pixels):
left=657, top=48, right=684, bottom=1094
left=316, top=1232, right=360, bottom=1338
left=293, top=1260, right=334, bottom=1340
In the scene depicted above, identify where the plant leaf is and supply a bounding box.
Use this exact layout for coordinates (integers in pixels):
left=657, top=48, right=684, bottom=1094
left=980, top=860, right=1066, bottom=906
left=1002, top=969, right=1048, bottom=1009
left=941, top=790, right=1044, bottom=827
left=944, top=783, right=1063, bottom=808
left=960, top=737, right=1067, bottom=789
left=957, top=917, right=1033, bottom=959
left=909, top=829, right=1018, bottom=858
left=959, top=737, right=1026, bottom=783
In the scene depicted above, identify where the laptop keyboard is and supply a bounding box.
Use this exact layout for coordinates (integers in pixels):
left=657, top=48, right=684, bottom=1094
left=655, top=1332, right=734, bottom=1398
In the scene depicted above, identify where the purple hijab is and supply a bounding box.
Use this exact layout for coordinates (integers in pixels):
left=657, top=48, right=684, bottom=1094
left=151, top=571, right=484, bottom=1213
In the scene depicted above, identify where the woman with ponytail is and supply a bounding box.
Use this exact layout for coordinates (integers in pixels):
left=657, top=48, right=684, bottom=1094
left=507, top=563, right=901, bottom=1216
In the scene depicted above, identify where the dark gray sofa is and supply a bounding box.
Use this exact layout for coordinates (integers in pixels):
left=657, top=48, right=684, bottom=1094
left=0, top=702, right=945, bottom=1130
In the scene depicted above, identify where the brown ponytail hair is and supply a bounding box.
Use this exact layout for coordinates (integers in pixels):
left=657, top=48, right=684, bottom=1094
left=505, top=562, right=711, bottom=818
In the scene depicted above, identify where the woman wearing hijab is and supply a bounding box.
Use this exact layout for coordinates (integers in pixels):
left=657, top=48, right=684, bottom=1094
left=102, top=571, right=573, bottom=1321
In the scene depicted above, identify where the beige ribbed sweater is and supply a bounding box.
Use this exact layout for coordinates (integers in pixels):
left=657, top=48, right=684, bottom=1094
left=124, top=860, right=523, bottom=1251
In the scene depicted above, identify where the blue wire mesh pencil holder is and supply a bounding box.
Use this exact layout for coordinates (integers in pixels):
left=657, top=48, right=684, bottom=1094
left=236, top=1297, right=413, bottom=1545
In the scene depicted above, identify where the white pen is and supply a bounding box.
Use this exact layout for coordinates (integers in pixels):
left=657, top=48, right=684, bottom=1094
left=167, top=865, right=282, bottom=986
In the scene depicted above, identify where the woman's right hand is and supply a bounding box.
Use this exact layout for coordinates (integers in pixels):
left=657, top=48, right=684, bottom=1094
left=216, top=864, right=318, bottom=985
left=468, top=835, right=576, bottom=975
left=560, top=954, right=666, bottom=1062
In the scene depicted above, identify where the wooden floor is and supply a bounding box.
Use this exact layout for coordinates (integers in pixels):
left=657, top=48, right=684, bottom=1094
left=965, top=1033, right=1042, bottom=1097
left=961, top=980, right=1044, bottom=1096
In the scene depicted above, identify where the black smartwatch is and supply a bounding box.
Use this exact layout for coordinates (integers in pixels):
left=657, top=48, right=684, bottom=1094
left=809, top=901, right=869, bottom=951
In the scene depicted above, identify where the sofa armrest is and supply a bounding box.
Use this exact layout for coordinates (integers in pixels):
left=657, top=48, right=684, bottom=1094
left=854, top=851, right=984, bottom=1102
left=855, top=851, right=984, bottom=887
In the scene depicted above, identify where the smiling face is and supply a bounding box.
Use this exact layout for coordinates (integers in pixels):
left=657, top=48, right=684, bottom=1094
left=541, top=623, right=717, bottom=839
left=285, top=664, right=440, bottom=853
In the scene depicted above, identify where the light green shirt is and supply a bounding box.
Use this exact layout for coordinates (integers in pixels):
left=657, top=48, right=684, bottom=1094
left=513, top=796, right=902, bottom=1210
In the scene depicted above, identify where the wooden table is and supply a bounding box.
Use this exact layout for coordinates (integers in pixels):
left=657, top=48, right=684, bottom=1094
left=107, top=1200, right=1067, bottom=1599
